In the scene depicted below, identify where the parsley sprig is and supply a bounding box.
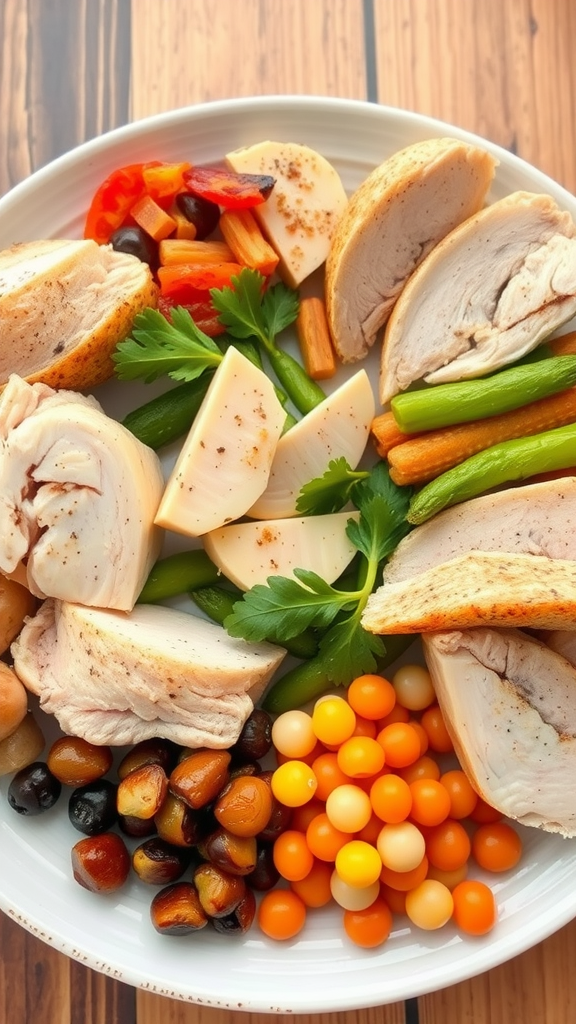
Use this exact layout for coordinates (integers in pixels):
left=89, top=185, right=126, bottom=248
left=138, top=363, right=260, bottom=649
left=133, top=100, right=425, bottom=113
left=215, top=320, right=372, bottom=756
left=224, top=462, right=412, bottom=688
left=113, top=305, right=222, bottom=383
left=296, top=456, right=371, bottom=515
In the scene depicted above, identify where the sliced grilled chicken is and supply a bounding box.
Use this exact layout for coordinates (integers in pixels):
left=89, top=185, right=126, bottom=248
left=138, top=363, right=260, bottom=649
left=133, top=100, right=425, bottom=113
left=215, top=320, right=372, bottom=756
left=0, top=239, right=157, bottom=390
left=0, top=375, right=164, bottom=611
left=362, top=551, right=576, bottom=634
left=381, top=192, right=576, bottom=401
left=423, top=627, right=576, bottom=836
left=384, top=478, right=576, bottom=585
left=12, top=600, right=286, bottom=749
left=325, top=138, right=496, bottom=364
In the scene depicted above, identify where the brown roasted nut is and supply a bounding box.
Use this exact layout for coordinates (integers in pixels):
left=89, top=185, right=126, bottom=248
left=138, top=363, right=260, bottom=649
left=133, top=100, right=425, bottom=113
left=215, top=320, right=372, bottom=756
left=199, top=827, right=258, bottom=876
left=117, top=738, right=177, bottom=780
left=214, top=775, right=273, bottom=837
left=0, top=713, right=44, bottom=776
left=194, top=862, right=247, bottom=918
left=116, top=763, right=168, bottom=819
left=47, top=736, right=113, bottom=786
left=154, top=792, right=203, bottom=847
left=117, top=813, right=157, bottom=839
left=132, top=837, right=190, bottom=885
left=71, top=832, right=130, bottom=893
left=169, top=749, right=231, bottom=810
left=0, top=663, right=28, bottom=743
left=150, top=882, right=208, bottom=935
left=211, top=888, right=256, bottom=935
left=231, top=709, right=273, bottom=762
left=246, top=843, right=280, bottom=892
left=0, top=576, right=36, bottom=656
left=257, top=770, right=292, bottom=842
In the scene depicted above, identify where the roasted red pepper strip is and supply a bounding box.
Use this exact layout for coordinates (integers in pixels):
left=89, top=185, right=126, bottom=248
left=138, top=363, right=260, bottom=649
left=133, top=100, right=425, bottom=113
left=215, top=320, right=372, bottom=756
left=158, top=293, right=226, bottom=337
left=158, top=261, right=244, bottom=293
left=182, top=165, right=275, bottom=209
left=143, top=162, right=192, bottom=203
left=84, top=162, right=162, bottom=244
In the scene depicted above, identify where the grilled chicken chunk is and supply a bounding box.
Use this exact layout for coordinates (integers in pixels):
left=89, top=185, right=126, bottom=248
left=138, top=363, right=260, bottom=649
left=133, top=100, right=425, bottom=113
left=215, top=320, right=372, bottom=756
left=0, top=375, right=164, bottom=610
left=0, top=239, right=157, bottom=390
left=325, top=138, right=496, bottom=363
left=362, top=551, right=576, bottom=634
left=423, top=628, right=576, bottom=836
left=12, top=600, right=286, bottom=749
left=384, top=478, right=576, bottom=585
left=380, top=192, right=576, bottom=401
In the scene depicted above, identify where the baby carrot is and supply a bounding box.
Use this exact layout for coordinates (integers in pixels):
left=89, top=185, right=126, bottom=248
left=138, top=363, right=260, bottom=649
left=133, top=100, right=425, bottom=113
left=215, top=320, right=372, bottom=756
left=407, top=422, right=576, bottom=524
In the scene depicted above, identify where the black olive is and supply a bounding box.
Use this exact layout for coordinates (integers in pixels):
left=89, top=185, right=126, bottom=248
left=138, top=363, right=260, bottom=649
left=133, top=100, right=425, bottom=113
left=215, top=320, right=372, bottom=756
left=68, top=779, right=118, bottom=835
left=175, top=193, right=220, bottom=239
left=110, top=225, right=159, bottom=268
left=8, top=761, right=62, bottom=815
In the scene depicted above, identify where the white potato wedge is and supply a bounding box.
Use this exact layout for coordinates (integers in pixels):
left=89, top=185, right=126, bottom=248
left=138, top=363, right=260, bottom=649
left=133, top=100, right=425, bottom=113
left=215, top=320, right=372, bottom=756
left=247, top=369, right=375, bottom=520
left=225, top=141, right=348, bottom=287
left=203, top=511, right=360, bottom=591
left=154, top=346, right=285, bottom=537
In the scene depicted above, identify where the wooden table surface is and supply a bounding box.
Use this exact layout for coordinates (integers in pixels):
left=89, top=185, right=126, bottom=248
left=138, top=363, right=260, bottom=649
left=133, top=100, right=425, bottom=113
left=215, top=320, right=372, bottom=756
left=1, top=1, right=576, bottom=1022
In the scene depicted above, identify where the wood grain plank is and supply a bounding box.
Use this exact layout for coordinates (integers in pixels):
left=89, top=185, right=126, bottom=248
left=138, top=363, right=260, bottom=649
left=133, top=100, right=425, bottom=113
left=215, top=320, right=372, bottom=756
left=372, top=0, right=576, bottom=192
left=419, top=916, right=576, bottom=1024
left=135, top=996, right=406, bottom=1024
left=0, top=0, right=131, bottom=196
left=129, top=0, right=367, bottom=118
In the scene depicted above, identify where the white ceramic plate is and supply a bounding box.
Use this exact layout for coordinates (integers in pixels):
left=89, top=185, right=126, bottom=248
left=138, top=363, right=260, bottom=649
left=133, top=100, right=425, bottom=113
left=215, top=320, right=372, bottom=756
left=1, top=96, right=576, bottom=1014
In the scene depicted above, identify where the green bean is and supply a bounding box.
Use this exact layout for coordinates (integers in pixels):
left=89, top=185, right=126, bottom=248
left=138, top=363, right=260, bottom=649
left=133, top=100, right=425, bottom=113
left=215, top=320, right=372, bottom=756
left=391, top=356, right=576, bottom=433
left=191, top=586, right=318, bottom=660
left=408, top=421, right=576, bottom=525
left=264, top=345, right=326, bottom=415
left=122, top=375, right=213, bottom=449
left=138, top=550, right=219, bottom=603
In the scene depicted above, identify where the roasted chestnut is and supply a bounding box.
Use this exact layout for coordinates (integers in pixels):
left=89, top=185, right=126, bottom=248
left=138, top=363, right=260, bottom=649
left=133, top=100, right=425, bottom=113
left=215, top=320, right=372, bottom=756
left=116, top=763, right=168, bottom=819
left=246, top=843, right=280, bottom=892
left=169, top=749, right=231, bottom=810
left=214, top=775, right=273, bottom=838
left=154, top=791, right=204, bottom=847
left=231, top=709, right=273, bottom=762
left=132, top=837, right=191, bottom=885
left=210, top=888, right=256, bottom=935
left=194, top=862, right=247, bottom=918
left=150, top=882, right=208, bottom=935
left=47, top=736, right=113, bottom=787
left=117, top=738, right=178, bottom=781
left=199, top=827, right=257, bottom=876
left=71, top=832, right=131, bottom=893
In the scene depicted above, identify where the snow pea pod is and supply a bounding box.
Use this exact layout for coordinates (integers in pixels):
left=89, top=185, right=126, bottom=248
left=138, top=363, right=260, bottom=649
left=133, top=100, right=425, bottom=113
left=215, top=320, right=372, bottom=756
left=391, top=356, right=576, bottom=433
left=123, top=374, right=213, bottom=449
left=408, top=421, right=576, bottom=524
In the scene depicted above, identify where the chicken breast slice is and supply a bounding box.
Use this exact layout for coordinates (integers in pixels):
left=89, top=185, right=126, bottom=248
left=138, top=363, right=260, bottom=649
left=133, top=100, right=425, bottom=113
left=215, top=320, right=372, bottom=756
left=325, top=138, right=496, bottom=363
left=12, top=600, right=286, bottom=749
left=381, top=192, right=576, bottom=401
left=423, top=628, right=576, bottom=836
left=362, top=551, right=576, bottom=634
left=384, top=478, right=576, bottom=585
left=0, top=375, right=164, bottom=610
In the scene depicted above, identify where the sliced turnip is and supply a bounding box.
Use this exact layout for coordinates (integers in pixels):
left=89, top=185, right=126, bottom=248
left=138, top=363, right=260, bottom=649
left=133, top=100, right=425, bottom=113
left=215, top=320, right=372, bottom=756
left=247, top=369, right=375, bottom=520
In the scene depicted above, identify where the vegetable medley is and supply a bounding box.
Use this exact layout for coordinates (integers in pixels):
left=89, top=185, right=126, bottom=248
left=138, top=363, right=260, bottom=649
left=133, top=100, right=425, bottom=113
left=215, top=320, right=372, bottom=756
left=2, top=133, right=576, bottom=954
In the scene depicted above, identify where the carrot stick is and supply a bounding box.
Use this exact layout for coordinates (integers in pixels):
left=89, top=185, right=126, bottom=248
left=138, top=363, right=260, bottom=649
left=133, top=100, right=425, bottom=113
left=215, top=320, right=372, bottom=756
left=295, top=296, right=337, bottom=380
left=159, top=239, right=234, bottom=266
left=548, top=330, right=576, bottom=356
left=387, top=385, right=576, bottom=486
left=130, top=194, right=177, bottom=241
left=370, top=410, right=416, bottom=457
left=219, top=208, right=279, bottom=277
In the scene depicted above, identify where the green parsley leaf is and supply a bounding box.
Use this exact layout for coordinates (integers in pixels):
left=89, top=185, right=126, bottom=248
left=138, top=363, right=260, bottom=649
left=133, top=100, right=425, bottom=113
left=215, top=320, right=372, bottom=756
left=262, top=281, right=300, bottom=338
left=113, top=306, right=222, bottom=383
left=317, top=615, right=386, bottom=686
left=210, top=268, right=268, bottom=342
left=296, top=457, right=370, bottom=515
left=224, top=573, right=356, bottom=644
